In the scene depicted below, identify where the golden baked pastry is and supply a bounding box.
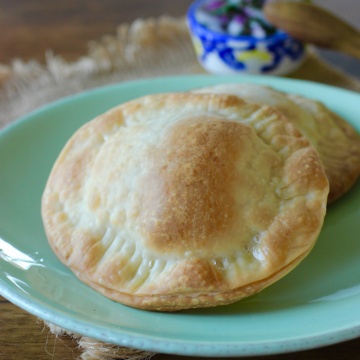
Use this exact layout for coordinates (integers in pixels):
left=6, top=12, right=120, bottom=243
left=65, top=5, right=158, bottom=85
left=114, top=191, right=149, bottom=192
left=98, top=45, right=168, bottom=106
left=42, top=92, right=328, bottom=311
left=194, top=83, right=360, bottom=203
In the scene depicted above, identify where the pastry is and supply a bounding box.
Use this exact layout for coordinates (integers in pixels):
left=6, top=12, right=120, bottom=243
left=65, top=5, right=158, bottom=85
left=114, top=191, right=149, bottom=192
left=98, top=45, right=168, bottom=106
left=42, top=92, right=328, bottom=311
left=194, top=83, right=360, bottom=203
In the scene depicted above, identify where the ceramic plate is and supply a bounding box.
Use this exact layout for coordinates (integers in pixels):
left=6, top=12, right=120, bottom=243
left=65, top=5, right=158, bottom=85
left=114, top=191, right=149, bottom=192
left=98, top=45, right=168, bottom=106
left=1, top=75, right=360, bottom=357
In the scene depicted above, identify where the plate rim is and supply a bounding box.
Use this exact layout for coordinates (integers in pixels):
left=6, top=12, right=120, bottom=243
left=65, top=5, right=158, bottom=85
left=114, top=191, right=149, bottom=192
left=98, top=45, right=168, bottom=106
left=1, top=74, right=360, bottom=357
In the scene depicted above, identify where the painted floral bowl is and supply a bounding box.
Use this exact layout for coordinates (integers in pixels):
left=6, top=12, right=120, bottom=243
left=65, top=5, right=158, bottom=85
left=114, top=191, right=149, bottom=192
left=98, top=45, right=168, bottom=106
left=187, top=0, right=306, bottom=76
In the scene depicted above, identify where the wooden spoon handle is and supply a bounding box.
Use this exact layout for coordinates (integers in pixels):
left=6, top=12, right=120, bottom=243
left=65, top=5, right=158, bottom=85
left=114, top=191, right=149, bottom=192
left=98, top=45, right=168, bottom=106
left=264, top=2, right=360, bottom=60
left=338, top=36, right=360, bottom=60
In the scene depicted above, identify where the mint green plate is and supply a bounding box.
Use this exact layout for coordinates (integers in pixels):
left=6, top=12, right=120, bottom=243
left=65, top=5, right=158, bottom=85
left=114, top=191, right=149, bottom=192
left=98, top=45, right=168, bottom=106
left=1, top=75, right=360, bottom=357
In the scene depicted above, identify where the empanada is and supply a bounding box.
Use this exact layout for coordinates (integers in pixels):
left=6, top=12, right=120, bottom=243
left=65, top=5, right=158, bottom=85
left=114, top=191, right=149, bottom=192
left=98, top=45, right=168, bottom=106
left=194, top=83, right=360, bottom=203
left=42, top=93, right=328, bottom=311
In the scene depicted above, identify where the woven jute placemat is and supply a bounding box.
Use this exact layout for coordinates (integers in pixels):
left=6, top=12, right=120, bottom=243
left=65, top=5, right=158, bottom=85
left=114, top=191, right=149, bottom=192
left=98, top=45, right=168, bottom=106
left=1, top=16, right=359, bottom=360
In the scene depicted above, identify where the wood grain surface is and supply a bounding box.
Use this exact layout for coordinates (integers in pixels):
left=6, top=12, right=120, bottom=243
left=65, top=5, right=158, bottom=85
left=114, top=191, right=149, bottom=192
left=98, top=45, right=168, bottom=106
left=1, top=295, right=360, bottom=360
left=0, top=0, right=193, bottom=64
left=0, top=1, right=360, bottom=359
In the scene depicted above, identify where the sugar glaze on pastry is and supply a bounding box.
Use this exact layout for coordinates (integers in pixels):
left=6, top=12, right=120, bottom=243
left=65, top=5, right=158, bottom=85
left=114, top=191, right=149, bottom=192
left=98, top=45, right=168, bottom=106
left=42, top=93, right=328, bottom=311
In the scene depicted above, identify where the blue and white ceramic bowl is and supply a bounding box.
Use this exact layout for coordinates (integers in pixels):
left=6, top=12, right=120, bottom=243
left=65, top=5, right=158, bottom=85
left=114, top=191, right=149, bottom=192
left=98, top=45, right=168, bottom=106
left=187, top=0, right=306, bottom=76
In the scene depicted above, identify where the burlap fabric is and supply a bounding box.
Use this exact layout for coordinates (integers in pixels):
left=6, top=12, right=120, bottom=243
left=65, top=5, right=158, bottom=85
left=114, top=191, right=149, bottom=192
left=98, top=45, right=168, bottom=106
left=1, top=16, right=359, bottom=360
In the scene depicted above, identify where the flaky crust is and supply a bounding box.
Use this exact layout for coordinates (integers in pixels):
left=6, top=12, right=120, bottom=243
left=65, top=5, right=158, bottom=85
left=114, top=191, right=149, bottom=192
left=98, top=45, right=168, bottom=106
left=194, top=83, right=360, bottom=203
left=42, top=92, right=328, bottom=311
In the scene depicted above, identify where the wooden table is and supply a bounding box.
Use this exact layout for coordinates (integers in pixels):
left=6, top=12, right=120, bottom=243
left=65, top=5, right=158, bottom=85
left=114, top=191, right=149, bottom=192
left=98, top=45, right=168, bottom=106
left=1, top=1, right=360, bottom=359
left=0, top=0, right=194, bottom=64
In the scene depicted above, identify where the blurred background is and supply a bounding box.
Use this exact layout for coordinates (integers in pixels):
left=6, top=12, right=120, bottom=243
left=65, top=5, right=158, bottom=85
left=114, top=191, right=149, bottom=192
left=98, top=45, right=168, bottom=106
left=0, top=0, right=359, bottom=67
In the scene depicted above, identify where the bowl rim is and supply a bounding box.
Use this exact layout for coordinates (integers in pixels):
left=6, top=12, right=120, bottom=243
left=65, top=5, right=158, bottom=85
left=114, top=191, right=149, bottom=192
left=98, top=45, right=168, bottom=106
left=187, top=0, right=291, bottom=43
